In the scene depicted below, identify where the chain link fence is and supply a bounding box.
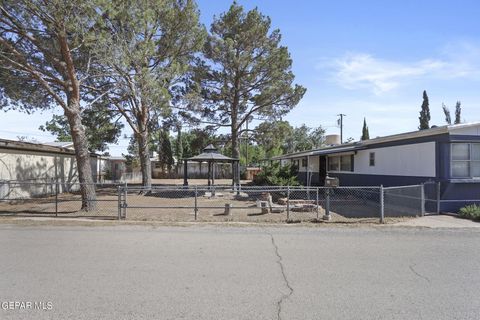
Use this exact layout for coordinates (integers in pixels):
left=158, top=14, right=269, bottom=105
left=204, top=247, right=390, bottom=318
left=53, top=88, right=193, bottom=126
left=0, top=180, right=433, bottom=222
left=0, top=181, right=121, bottom=218
left=383, top=185, right=425, bottom=217
left=423, top=180, right=480, bottom=213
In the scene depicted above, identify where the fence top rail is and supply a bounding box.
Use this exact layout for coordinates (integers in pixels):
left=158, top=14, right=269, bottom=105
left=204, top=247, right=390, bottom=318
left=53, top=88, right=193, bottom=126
left=120, top=185, right=382, bottom=191
left=383, top=185, right=423, bottom=190
left=0, top=181, right=124, bottom=186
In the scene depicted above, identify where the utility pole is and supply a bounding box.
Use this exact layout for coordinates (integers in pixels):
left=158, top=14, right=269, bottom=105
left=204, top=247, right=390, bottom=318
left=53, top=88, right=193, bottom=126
left=337, top=114, right=346, bottom=143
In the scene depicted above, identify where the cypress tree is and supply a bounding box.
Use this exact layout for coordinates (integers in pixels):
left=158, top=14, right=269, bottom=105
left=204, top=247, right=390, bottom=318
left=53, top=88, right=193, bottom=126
left=454, top=101, right=462, bottom=124
left=418, top=90, right=431, bottom=130
left=361, top=118, right=370, bottom=140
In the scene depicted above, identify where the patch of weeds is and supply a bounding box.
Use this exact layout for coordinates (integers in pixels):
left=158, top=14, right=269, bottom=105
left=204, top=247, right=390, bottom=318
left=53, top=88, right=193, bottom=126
left=459, top=204, right=480, bottom=221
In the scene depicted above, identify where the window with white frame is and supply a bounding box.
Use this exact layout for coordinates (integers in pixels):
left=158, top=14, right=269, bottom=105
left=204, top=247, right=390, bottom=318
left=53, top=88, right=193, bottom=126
left=451, top=143, right=480, bottom=178
left=328, top=155, right=353, bottom=172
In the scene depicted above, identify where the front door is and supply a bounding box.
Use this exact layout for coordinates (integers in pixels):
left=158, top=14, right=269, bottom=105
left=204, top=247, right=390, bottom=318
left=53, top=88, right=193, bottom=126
left=319, top=156, right=327, bottom=186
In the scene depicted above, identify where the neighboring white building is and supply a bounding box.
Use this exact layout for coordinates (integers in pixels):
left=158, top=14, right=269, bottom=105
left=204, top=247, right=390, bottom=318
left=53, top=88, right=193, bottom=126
left=0, top=138, right=99, bottom=184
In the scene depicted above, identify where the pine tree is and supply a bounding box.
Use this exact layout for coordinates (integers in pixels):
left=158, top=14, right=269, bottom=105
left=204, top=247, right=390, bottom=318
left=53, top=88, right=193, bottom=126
left=361, top=118, right=370, bottom=140
left=418, top=90, right=431, bottom=130
left=0, top=0, right=100, bottom=210
left=454, top=101, right=462, bottom=124
left=92, top=0, right=205, bottom=188
left=193, top=3, right=306, bottom=184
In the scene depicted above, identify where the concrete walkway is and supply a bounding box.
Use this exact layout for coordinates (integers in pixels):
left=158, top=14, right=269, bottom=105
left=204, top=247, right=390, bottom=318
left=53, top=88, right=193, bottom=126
left=394, top=214, right=480, bottom=228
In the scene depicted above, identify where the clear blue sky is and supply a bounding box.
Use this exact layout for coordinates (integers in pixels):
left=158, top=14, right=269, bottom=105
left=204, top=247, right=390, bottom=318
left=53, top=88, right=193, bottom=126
left=2, top=0, right=480, bottom=154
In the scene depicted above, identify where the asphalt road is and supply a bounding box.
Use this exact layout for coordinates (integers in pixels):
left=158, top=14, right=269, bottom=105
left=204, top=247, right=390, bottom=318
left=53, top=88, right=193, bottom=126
left=0, top=224, right=479, bottom=320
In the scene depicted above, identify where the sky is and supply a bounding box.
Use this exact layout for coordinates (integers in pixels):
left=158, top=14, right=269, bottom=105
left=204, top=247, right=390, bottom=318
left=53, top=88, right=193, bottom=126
left=2, top=0, right=480, bottom=155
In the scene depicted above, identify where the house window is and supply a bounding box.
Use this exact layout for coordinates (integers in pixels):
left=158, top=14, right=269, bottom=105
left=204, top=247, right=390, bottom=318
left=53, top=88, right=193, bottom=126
left=328, top=156, right=340, bottom=171
left=340, top=155, right=352, bottom=171
left=451, top=143, right=480, bottom=178
left=301, top=158, right=308, bottom=168
left=369, top=152, right=375, bottom=166
left=328, top=155, right=353, bottom=172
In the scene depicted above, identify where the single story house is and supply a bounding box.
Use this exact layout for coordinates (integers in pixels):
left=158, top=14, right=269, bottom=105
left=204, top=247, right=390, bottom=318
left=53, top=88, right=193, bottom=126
left=0, top=137, right=100, bottom=186
left=272, top=122, right=480, bottom=212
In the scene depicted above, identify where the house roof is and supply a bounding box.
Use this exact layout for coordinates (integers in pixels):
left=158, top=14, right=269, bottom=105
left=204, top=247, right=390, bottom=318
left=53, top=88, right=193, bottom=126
left=272, top=121, right=480, bottom=160
left=0, top=138, right=99, bottom=156
left=106, top=156, right=126, bottom=161
left=42, top=141, right=75, bottom=149
left=271, top=143, right=363, bottom=160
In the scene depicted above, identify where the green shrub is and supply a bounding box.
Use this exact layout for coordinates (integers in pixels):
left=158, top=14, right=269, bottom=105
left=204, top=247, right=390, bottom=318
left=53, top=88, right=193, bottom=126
left=253, top=162, right=299, bottom=186
left=459, top=204, right=480, bottom=221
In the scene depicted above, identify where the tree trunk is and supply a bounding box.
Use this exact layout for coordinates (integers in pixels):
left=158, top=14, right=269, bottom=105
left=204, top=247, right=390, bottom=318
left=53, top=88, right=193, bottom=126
left=231, top=122, right=240, bottom=186
left=136, top=129, right=152, bottom=189
left=65, top=100, right=97, bottom=211
left=176, top=125, right=183, bottom=160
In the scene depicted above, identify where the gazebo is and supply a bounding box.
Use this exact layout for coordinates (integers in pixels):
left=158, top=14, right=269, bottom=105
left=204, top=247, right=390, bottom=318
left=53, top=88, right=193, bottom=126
left=182, top=144, right=240, bottom=187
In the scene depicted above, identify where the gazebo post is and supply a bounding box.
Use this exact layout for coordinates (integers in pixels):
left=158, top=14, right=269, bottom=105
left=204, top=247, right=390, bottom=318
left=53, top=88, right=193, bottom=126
left=237, top=160, right=241, bottom=189
left=207, top=161, right=211, bottom=187
left=231, top=161, right=235, bottom=187
left=183, top=160, right=188, bottom=186
left=212, top=162, right=215, bottom=186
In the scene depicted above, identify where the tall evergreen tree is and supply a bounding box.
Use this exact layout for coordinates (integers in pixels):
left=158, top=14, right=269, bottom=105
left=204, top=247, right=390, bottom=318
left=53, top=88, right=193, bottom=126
left=0, top=0, right=101, bottom=210
left=92, top=0, right=205, bottom=188
left=193, top=3, right=306, bottom=184
left=361, top=118, right=370, bottom=140
left=418, top=90, right=431, bottom=130
left=454, top=101, right=462, bottom=124
left=158, top=129, right=174, bottom=171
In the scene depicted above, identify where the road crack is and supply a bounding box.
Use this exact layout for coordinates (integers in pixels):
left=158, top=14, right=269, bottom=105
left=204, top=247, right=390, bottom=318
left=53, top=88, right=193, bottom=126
left=267, top=231, right=293, bottom=320
left=409, top=264, right=430, bottom=283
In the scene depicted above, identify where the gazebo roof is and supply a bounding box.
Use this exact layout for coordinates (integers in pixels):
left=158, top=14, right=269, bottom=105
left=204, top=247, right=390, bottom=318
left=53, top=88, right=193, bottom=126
left=184, top=144, right=238, bottom=162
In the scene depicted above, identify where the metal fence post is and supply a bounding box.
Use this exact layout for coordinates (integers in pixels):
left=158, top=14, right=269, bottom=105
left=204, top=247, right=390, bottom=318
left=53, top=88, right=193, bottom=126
left=323, top=188, right=331, bottom=220
left=420, top=184, right=425, bottom=216
left=123, top=182, right=127, bottom=219
left=316, top=187, right=319, bottom=220
left=194, top=185, right=198, bottom=221
left=286, top=186, right=290, bottom=221
left=117, top=185, right=121, bottom=220
left=380, top=185, right=384, bottom=223
left=55, top=181, right=58, bottom=217
left=436, top=181, right=441, bottom=214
